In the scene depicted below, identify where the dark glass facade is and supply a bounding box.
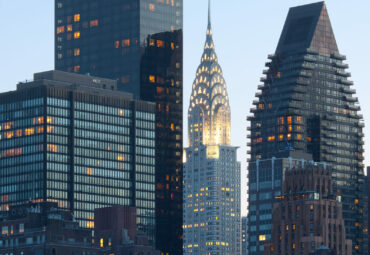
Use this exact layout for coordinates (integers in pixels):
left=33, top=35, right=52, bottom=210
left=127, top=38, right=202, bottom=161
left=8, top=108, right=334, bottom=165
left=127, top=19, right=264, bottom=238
left=247, top=2, right=366, bottom=254
left=0, top=71, right=156, bottom=244
left=55, top=1, right=183, bottom=253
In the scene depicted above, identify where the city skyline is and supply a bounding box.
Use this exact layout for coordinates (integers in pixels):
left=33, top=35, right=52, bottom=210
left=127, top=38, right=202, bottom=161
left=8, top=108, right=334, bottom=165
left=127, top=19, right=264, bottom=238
left=1, top=0, right=370, bottom=218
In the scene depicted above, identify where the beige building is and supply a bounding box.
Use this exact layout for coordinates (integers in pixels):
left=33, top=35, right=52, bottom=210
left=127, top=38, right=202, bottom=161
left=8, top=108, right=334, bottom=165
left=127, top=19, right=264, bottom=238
left=265, top=163, right=352, bottom=255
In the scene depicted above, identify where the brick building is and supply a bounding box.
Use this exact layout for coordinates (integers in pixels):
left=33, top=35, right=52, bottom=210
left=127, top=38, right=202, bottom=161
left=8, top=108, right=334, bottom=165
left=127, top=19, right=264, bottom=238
left=0, top=201, right=99, bottom=254
left=264, top=163, right=352, bottom=255
left=94, top=206, right=160, bottom=255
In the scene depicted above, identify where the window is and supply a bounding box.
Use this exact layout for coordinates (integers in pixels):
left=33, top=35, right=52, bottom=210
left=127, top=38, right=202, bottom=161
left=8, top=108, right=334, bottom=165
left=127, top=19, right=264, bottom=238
left=74, top=66, right=80, bottom=73
left=74, top=14, right=80, bottom=22
left=114, top=40, right=120, bottom=48
left=2, top=226, right=8, bottom=235
left=149, top=3, right=155, bottom=11
left=56, top=26, right=65, bottom=34
left=74, top=31, right=80, bottom=39
left=74, top=48, right=80, bottom=56
left=157, top=40, right=165, bottom=48
left=19, top=224, right=24, bottom=233
left=122, top=39, right=130, bottom=47
left=67, top=25, right=73, bottom=32
left=149, top=75, right=155, bottom=83
left=100, top=238, right=104, bottom=248
left=90, top=19, right=99, bottom=27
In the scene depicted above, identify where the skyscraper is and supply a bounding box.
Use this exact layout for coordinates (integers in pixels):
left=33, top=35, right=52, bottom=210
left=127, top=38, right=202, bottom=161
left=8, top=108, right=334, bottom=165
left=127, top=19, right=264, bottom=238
left=247, top=2, right=366, bottom=254
left=183, top=2, right=241, bottom=254
left=0, top=70, right=156, bottom=244
left=54, top=1, right=183, bottom=253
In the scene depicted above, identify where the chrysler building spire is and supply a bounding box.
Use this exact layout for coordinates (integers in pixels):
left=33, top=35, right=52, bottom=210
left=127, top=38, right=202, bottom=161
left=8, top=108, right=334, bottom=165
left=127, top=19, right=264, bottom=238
left=188, top=1, right=231, bottom=147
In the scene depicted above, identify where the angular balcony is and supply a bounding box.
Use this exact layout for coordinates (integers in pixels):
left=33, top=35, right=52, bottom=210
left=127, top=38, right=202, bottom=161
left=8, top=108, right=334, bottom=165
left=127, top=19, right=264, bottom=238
left=331, top=52, right=346, bottom=60
left=336, top=69, right=351, bottom=77
left=338, top=79, right=354, bottom=86
left=344, top=96, right=358, bottom=103
left=268, top=54, right=276, bottom=60
left=340, top=87, right=356, bottom=94
left=333, top=61, right=349, bottom=69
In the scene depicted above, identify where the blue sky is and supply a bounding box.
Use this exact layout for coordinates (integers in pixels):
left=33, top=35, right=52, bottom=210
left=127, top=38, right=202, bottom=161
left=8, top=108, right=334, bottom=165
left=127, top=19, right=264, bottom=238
left=1, top=1, right=370, bottom=216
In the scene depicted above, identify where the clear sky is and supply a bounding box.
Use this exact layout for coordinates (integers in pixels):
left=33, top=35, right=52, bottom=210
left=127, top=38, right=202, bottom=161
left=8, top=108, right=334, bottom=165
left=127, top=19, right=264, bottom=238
left=1, top=0, right=370, bottom=216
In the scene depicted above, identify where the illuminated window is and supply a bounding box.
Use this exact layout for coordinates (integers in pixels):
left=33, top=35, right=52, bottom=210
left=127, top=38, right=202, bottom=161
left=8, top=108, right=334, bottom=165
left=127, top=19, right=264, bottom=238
left=288, top=125, right=292, bottom=132
left=268, top=136, right=275, bottom=142
left=171, top=42, right=175, bottom=50
left=74, top=14, right=80, bottom=22
left=19, top=224, right=24, bottom=233
left=38, top=127, right=44, bottom=134
left=47, top=126, right=55, bottom=133
left=296, top=116, right=302, bottom=123
left=87, top=168, right=93, bottom=176
left=149, top=3, right=155, bottom=11
left=297, top=134, right=302, bottom=140
left=117, top=155, right=124, bottom=161
left=67, top=25, right=73, bottom=32
left=258, top=104, right=264, bottom=110
left=149, top=39, right=155, bottom=46
left=287, top=133, right=291, bottom=140
left=4, top=131, right=14, bottom=139
left=259, top=235, right=266, bottom=241
left=74, top=48, right=80, bottom=56
left=114, top=40, right=120, bottom=49
left=278, top=117, right=284, bottom=125
left=279, top=134, right=284, bottom=141
left=157, top=40, right=165, bottom=48
left=16, top=129, right=22, bottom=137
left=4, top=122, right=13, bottom=130
left=122, top=39, right=130, bottom=47
left=74, top=65, right=80, bottom=73
left=74, top=31, right=80, bottom=39
left=149, top=75, right=156, bottom=83
left=307, top=137, right=312, bottom=142
left=47, top=144, right=58, bottom=153
left=286, top=225, right=289, bottom=231
left=90, top=19, right=99, bottom=27
left=292, top=224, right=296, bottom=230
left=277, top=72, right=281, bottom=78
left=354, top=199, right=359, bottom=204
left=170, top=123, right=175, bottom=131
left=287, top=116, right=292, bottom=124
left=24, top=128, right=35, bottom=136
left=56, top=26, right=65, bottom=34
left=100, top=238, right=104, bottom=248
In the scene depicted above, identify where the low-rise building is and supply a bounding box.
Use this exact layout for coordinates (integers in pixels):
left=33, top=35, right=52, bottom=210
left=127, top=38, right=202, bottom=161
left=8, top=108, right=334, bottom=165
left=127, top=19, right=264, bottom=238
left=0, top=201, right=99, bottom=254
left=94, top=206, right=160, bottom=255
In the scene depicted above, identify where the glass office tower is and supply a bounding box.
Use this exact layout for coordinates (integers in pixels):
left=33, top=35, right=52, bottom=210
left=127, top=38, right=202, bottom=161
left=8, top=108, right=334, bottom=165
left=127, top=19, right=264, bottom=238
left=0, top=71, right=156, bottom=244
left=55, top=1, right=183, bottom=253
left=247, top=2, right=366, bottom=254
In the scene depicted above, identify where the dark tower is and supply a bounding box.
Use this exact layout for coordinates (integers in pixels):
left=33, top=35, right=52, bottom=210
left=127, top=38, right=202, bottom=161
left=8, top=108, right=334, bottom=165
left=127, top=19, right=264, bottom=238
left=248, top=2, right=366, bottom=254
left=54, top=1, right=183, bottom=254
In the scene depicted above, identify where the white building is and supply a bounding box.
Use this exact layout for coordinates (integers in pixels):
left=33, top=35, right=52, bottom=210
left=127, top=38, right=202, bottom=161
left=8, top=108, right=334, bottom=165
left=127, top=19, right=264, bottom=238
left=183, top=2, right=241, bottom=254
